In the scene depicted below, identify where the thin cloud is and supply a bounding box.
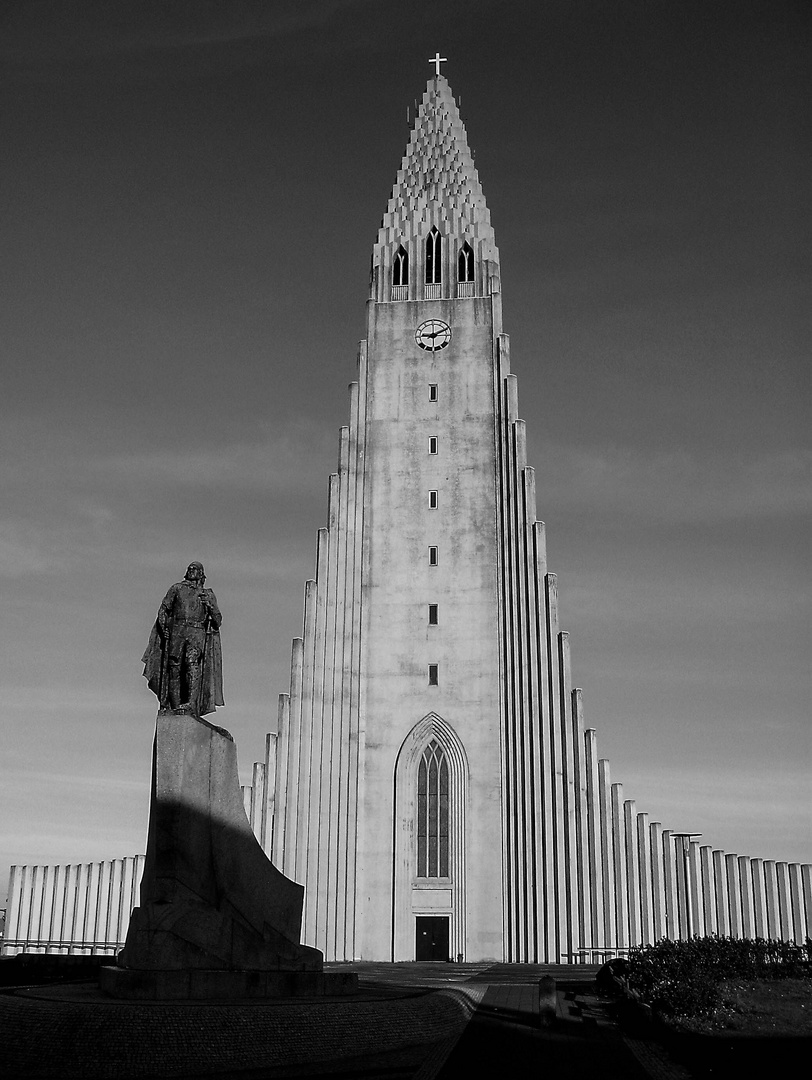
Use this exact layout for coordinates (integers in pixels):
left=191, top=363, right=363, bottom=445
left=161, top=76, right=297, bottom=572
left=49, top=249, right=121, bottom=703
left=1, top=1, right=369, bottom=65
left=532, top=443, right=811, bottom=523
left=97, top=426, right=335, bottom=491
left=565, top=572, right=807, bottom=628
left=1, top=414, right=336, bottom=500
left=0, top=525, right=65, bottom=578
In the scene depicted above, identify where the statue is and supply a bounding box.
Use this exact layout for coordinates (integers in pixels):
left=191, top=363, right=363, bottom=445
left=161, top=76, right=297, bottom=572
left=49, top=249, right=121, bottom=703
left=142, top=561, right=224, bottom=716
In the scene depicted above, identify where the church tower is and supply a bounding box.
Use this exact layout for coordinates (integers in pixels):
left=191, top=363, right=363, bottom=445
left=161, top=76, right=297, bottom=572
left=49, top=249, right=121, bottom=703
left=271, top=72, right=582, bottom=963
left=267, top=73, right=812, bottom=964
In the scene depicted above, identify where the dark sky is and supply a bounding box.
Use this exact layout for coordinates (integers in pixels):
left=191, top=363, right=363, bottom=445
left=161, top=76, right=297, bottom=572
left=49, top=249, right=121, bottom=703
left=1, top=0, right=809, bottom=893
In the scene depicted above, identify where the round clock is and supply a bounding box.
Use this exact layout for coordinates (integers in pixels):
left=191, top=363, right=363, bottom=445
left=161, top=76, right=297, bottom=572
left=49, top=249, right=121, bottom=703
left=415, top=319, right=451, bottom=352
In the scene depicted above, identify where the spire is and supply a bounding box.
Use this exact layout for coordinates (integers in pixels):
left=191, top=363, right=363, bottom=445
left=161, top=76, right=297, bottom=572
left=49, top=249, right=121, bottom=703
left=371, top=76, right=500, bottom=302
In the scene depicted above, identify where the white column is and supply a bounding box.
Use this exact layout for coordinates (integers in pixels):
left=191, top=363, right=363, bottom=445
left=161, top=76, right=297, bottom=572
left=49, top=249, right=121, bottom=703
left=557, top=631, right=579, bottom=960
left=636, top=813, right=653, bottom=945
left=649, top=823, right=666, bottom=942
left=738, top=856, right=753, bottom=939
left=36, top=865, right=56, bottom=953
left=107, top=859, right=124, bottom=949
left=623, top=800, right=640, bottom=945
left=726, top=854, right=741, bottom=938
left=663, top=832, right=679, bottom=939
left=584, top=730, right=604, bottom=953
left=788, top=864, right=805, bottom=944
left=750, top=858, right=766, bottom=938
left=86, top=862, right=104, bottom=954
left=271, top=693, right=291, bottom=865
left=763, top=860, right=779, bottom=938
left=674, top=838, right=689, bottom=939
left=700, top=846, right=716, bottom=935
left=51, top=865, right=70, bottom=954
left=283, top=632, right=306, bottom=878
left=713, top=851, right=729, bottom=936
left=262, top=732, right=277, bottom=858
left=598, top=760, right=615, bottom=949
left=27, top=865, right=45, bottom=951
left=119, top=857, right=136, bottom=944
left=63, top=865, right=80, bottom=950
left=776, top=862, right=791, bottom=941
left=688, top=841, right=703, bottom=937
left=4, top=866, right=23, bottom=955
left=610, top=783, right=628, bottom=949
left=544, top=573, right=566, bottom=961
left=252, top=763, right=266, bottom=839
left=802, top=864, right=812, bottom=940
left=570, top=687, right=591, bottom=962
left=533, top=519, right=556, bottom=961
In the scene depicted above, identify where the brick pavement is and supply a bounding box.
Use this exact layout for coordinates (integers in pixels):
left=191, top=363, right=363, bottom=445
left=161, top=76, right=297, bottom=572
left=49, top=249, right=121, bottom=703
left=0, top=962, right=689, bottom=1079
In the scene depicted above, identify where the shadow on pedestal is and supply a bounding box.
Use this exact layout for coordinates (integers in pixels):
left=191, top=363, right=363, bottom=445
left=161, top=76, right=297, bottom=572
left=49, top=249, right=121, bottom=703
left=100, top=712, right=356, bottom=999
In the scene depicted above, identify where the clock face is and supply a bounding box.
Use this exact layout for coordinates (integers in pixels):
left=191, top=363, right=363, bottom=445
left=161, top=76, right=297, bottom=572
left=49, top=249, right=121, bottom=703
left=415, top=319, right=451, bottom=352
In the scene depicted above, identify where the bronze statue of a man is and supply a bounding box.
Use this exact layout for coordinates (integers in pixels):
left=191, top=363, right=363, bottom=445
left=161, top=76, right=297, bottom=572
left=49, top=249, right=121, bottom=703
left=142, top=561, right=225, bottom=716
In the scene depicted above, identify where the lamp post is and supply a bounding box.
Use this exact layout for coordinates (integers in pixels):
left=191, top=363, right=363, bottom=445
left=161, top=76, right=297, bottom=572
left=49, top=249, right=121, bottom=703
left=672, top=832, right=702, bottom=938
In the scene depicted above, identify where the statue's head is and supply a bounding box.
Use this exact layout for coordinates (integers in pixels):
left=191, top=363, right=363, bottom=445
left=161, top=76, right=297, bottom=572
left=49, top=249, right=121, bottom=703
left=185, top=561, right=205, bottom=584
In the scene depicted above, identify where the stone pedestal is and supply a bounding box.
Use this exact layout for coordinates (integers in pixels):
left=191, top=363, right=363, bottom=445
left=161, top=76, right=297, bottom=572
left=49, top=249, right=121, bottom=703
left=100, top=712, right=356, bottom=999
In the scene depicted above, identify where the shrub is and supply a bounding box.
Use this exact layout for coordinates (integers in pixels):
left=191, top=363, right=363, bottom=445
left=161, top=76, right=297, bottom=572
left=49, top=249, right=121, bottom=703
left=624, top=936, right=811, bottom=1020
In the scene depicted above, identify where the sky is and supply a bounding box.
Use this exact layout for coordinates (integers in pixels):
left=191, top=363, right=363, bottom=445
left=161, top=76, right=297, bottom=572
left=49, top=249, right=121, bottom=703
left=1, top=0, right=809, bottom=903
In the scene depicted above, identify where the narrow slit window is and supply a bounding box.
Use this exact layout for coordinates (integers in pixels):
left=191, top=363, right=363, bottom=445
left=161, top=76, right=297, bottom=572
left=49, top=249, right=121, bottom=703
left=428, top=546, right=438, bottom=566
left=425, top=228, right=442, bottom=284
left=458, top=242, right=474, bottom=282
left=416, top=740, right=449, bottom=877
left=429, top=490, right=438, bottom=509
left=429, top=436, right=438, bottom=455
left=428, top=663, right=439, bottom=686
left=428, top=604, right=438, bottom=625
left=429, top=383, right=438, bottom=402
left=392, top=245, right=409, bottom=286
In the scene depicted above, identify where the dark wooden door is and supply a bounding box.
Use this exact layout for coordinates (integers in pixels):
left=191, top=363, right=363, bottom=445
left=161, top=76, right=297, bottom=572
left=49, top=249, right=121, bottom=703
left=415, top=916, right=449, bottom=961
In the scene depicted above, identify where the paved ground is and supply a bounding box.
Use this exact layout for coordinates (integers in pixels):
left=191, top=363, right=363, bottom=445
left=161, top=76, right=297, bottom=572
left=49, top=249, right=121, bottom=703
left=1, top=962, right=691, bottom=1079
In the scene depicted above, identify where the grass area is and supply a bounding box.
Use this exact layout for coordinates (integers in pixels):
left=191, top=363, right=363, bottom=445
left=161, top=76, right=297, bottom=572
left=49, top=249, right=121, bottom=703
left=678, top=977, right=812, bottom=1036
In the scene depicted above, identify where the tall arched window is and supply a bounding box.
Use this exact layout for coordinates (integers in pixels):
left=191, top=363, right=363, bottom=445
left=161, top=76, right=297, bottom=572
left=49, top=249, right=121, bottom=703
left=458, top=242, right=474, bottom=282
left=392, top=245, right=408, bottom=287
left=417, top=740, right=449, bottom=877
left=425, top=228, right=442, bottom=285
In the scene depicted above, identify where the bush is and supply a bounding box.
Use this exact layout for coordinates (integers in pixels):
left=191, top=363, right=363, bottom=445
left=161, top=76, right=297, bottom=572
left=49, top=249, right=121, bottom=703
left=624, top=936, right=812, bottom=1020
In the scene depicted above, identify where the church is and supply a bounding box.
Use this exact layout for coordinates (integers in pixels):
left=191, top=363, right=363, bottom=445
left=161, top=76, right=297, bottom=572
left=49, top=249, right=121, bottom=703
left=4, top=70, right=810, bottom=963
left=262, top=69, right=811, bottom=963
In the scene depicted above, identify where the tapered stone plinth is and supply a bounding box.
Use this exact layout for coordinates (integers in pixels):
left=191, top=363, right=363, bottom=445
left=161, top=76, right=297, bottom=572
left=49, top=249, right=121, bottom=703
left=100, top=712, right=355, bottom=999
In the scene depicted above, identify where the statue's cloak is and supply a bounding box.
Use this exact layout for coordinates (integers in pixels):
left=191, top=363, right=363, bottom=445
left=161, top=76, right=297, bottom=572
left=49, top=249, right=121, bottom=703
left=141, top=622, right=225, bottom=716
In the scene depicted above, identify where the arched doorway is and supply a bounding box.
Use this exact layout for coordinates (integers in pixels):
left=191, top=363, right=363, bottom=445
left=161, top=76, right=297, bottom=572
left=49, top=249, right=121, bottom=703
left=392, top=714, right=468, bottom=961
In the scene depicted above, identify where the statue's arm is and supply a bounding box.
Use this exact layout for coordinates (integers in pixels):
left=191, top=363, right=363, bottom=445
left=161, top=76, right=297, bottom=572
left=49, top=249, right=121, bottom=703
left=157, top=585, right=177, bottom=632
left=202, top=589, right=222, bottom=630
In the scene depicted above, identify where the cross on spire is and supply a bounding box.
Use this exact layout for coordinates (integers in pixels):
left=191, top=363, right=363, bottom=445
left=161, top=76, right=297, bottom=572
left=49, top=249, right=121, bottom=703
left=429, top=52, right=448, bottom=77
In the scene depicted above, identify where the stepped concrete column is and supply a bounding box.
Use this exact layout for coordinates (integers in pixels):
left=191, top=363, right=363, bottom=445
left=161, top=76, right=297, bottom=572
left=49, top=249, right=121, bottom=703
left=649, top=822, right=666, bottom=941
left=738, top=856, right=754, bottom=938
left=700, top=846, right=716, bottom=934
left=776, top=863, right=792, bottom=941
left=726, top=854, right=742, bottom=938
left=764, top=860, right=779, bottom=938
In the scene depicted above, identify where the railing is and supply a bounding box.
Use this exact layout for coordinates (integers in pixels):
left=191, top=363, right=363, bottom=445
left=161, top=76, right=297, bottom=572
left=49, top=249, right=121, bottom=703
left=456, top=281, right=475, bottom=298
left=424, top=283, right=441, bottom=300
left=1, top=938, right=123, bottom=956
left=391, top=285, right=409, bottom=301
left=570, top=946, right=632, bottom=962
